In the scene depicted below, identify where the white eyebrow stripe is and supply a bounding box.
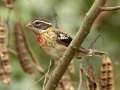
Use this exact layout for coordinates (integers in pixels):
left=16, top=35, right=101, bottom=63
left=32, top=20, right=52, bottom=26
left=39, top=21, right=52, bottom=25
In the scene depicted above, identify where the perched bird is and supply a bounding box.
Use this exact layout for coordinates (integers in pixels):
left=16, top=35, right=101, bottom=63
left=26, top=19, right=104, bottom=60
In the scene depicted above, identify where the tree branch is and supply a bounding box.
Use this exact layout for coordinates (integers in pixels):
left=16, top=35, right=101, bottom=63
left=100, top=6, right=120, bottom=11
left=44, top=0, right=107, bottom=90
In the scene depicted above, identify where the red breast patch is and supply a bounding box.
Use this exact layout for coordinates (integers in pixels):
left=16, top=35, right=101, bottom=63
left=36, top=35, right=47, bottom=46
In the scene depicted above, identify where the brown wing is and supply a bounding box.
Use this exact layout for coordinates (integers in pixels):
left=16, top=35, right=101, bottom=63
left=54, top=31, right=72, bottom=46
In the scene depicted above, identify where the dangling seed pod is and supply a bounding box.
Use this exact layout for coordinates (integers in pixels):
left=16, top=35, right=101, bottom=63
left=0, top=18, right=11, bottom=84
left=100, top=56, right=115, bottom=90
left=87, top=66, right=97, bottom=90
left=3, top=0, right=14, bottom=9
left=14, top=22, right=35, bottom=75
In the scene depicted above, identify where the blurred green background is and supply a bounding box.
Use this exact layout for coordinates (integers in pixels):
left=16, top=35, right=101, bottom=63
left=0, top=0, right=120, bottom=90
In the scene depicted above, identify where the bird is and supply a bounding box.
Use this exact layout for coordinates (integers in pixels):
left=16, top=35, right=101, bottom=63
left=26, top=19, right=104, bottom=61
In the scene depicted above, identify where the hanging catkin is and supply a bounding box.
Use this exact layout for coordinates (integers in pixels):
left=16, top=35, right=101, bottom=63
left=87, top=66, right=97, bottom=90
left=100, top=56, right=115, bottom=90
left=0, top=18, right=11, bottom=84
left=14, top=22, right=35, bottom=75
left=3, top=0, right=14, bottom=9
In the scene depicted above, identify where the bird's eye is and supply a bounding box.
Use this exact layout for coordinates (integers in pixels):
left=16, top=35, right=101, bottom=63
left=32, top=20, right=43, bottom=28
left=34, top=21, right=41, bottom=25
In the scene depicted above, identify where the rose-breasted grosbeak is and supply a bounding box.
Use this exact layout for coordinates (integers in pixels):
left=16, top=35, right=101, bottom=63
left=26, top=19, right=104, bottom=60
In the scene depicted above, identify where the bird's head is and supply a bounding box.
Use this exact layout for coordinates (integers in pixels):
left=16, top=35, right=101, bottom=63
left=26, top=19, right=52, bottom=34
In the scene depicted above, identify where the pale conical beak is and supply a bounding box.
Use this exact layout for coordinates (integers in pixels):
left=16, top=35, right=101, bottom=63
left=26, top=23, right=32, bottom=28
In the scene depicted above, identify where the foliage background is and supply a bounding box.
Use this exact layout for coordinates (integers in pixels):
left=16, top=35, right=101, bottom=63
left=0, top=0, right=120, bottom=90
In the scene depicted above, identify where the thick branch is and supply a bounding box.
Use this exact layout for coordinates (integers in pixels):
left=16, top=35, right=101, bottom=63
left=44, top=0, right=106, bottom=90
left=100, top=6, right=120, bottom=11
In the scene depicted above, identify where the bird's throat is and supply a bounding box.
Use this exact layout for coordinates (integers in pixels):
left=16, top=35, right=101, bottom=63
left=36, top=35, right=47, bottom=47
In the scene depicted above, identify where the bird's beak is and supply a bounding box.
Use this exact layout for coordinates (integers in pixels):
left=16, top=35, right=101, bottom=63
left=25, top=23, right=32, bottom=28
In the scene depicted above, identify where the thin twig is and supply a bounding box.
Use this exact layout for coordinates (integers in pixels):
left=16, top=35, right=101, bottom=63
left=77, top=64, right=83, bottom=90
left=44, top=0, right=107, bottom=90
left=6, top=9, right=12, bottom=48
left=88, top=34, right=101, bottom=49
left=43, top=59, right=52, bottom=90
left=100, top=6, right=120, bottom=11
